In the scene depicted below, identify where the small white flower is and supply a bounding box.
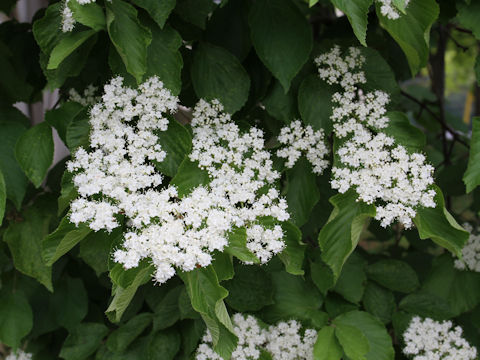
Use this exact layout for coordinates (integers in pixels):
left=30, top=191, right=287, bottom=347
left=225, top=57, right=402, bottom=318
left=6, top=350, right=33, bottom=360
left=454, top=223, right=480, bottom=272
left=68, top=85, right=100, bottom=106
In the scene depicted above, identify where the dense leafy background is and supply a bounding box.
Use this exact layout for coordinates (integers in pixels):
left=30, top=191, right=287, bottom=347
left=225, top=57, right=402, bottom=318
left=1, top=0, right=480, bottom=359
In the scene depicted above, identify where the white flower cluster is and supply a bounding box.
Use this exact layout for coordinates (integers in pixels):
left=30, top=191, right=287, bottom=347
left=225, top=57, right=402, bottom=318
left=68, top=78, right=288, bottom=284
left=276, top=120, right=329, bottom=175
left=376, top=0, right=410, bottom=20
left=68, top=85, right=100, bottom=106
left=196, top=314, right=317, bottom=360
left=61, top=0, right=99, bottom=32
left=6, top=350, right=33, bottom=360
left=315, top=46, right=436, bottom=228
left=454, top=223, right=480, bottom=272
left=403, top=316, right=477, bottom=360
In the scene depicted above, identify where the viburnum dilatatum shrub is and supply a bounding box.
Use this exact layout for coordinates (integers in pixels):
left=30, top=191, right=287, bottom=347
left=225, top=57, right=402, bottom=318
left=1, top=0, right=480, bottom=359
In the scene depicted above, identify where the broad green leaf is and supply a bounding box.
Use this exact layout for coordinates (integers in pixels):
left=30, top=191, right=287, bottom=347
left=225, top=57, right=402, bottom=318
left=191, top=43, right=250, bottom=114
left=131, top=0, right=176, bottom=28
left=399, top=292, right=454, bottom=320
left=60, top=322, right=109, bottom=360
left=42, top=215, right=92, bottom=266
left=421, top=254, right=480, bottom=317
left=318, top=189, right=375, bottom=280
left=170, top=158, right=210, bottom=197
left=366, top=259, right=419, bottom=293
left=334, top=324, right=369, bottom=360
left=152, top=286, right=182, bottom=331
left=212, top=252, right=234, bottom=282
left=174, top=0, right=215, bottom=29
left=179, top=266, right=237, bottom=360
left=3, top=202, right=53, bottom=291
left=177, top=319, right=206, bottom=360
left=48, top=30, right=97, bottom=70
left=145, top=24, right=183, bottom=96
left=334, top=311, right=394, bottom=360
left=147, top=330, right=181, bottom=360
left=79, top=229, right=122, bottom=276
left=383, top=112, right=426, bottom=152
left=15, top=122, right=54, bottom=188
left=263, top=79, right=297, bottom=123
left=298, top=75, right=334, bottom=133
left=330, top=0, right=374, bottom=46
left=313, top=326, right=342, bottom=360
left=45, top=102, right=84, bottom=145
left=51, top=276, right=88, bottom=331
left=58, top=170, right=77, bottom=215
left=334, top=252, right=367, bottom=304
left=0, top=290, right=33, bottom=348
left=325, top=293, right=359, bottom=319
left=0, top=170, right=5, bottom=226
left=377, top=0, right=439, bottom=75
left=464, top=117, right=480, bottom=193
left=106, top=313, right=153, bottom=352
left=224, top=265, right=274, bottom=312
left=68, top=0, right=106, bottom=31
left=414, top=186, right=469, bottom=257
left=262, top=271, right=325, bottom=327
left=249, top=0, right=312, bottom=92
left=310, top=257, right=335, bottom=296
left=362, top=282, right=395, bottom=324
left=361, top=47, right=400, bottom=97
left=154, top=118, right=192, bottom=177
left=66, top=112, right=90, bottom=151
left=224, top=227, right=260, bottom=264
left=457, top=1, right=480, bottom=40
left=33, top=3, right=65, bottom=55
left=106, top=263, right=154, bottom=322
left=286, top=157, right=320, bottom=227
left=0, top=118, right=28, bottom=209
left=106, top=0, right=152, bottom=83
left=278, top=221, right=306, bottom=275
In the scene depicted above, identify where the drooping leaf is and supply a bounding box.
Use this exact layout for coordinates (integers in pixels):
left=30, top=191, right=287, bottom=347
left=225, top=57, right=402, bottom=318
left=131, top=0, right=176, bottom=28
left=68, top=0, right=106, bottom=31
left=334, top=252, right=367, bottom=304
left=263, top=79, right=297, bottom=123
left=248, top=0, right=312, bottom=92
left=191, top=42, right=250, bottom=114
left=59, top=322, right=109, bottom=360
left=106, top=313, right=153, bottom=352
left=15, top=122, right=54, bottom=188
left=146, top=330, right=181, bottom=360
left=362, top=282, right=395, bottom=324
left=318, top=189, right=376, bottom=280
left=152, top=286, right=182, bottom=331
left=51, top=276, right=88, bottom=331
left=278, top=221, right=306, bottom=276
left=330, top=0, right=374, bottom=46
left=65, top=111, right=90, bottom=152
left=45, top=102, right=84, bottom=145
left=366, top=259, right=419, bottom=293
left=383, top=112, right=426, bottom=152
left=0, top=290, right=33, bottom=348
left=313, top=326, right=343, bottom=360
left=48, top=30, right=97, bottom=70
left=464, top=117, right=480, bottom=193
left=456, top=1, right=480, bottom=40
left=79, top=229, right=122, bottom=276
left=174, top=0, right=215, bottom=29
left=334, top=323, right=370, bottom=360
left=399, top=291, right=454, bottom=320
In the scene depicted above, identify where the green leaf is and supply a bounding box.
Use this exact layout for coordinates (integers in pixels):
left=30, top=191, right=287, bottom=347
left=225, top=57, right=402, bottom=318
left=33, top=3, right=65, bottom=55
left=360, top=47, right=400, bottom=96
left=334, top=311, right=394, bottom=360
left=131, top=0, right=176, bottom=28
left=318, top=189, right=375, bottom=280
left=224, top=264, right=274, bottom=312
left=191, top=43, right=250, bottom=114
left=313, top=326, right=342, bottom=360
left=334, top=323, right=369, bottom=360
left=414, top=186, right=469, bottom=257
left=262, top=271, right=325, bottom=327
left=106, top=263, right=154, bottom=323
left=334, top=252, right=367, bottom=304
left=377, top=0, right=439, bottom=75
left=0, top=170, right=5, bottom=226
left=383, top=112, right=426, bottom=152
left=45, top=102, right=84, bottom=145
left=58, top=170, right=77, bottom=215
left=464, top=117, right=480, bottom=193
left=174, top=0, right=215, bottom=29
left=0, top=290, right=33, bottom=348
left=224, top=227, right=260, bottom=264
left=248, top=0, right=312, bottom=92
left=330, top=0, right=374, bottom=46
left=152, top=286, right=182, bottom=331
left=154, top=118, right=191, bottom=177
left=399, top=292, right=454, bottom=320
left=286, top=157, right=320, bottom=227
left=66, top=111, right=90, bottom=152
left=48, top=30, right=97, bottom=70
left=79, top=229, right=121, bottom=276
left=170, top=158, right=210, bottom=197
left=310, top=257, right=335, bottom=296
left=457, top=1, right=480, bottom=40
left=366, top=259, right=419, bottom=293
left=42, top=215, right=92, bottom=266
left=147, top=330, right=181, bottom=360
left=298, top=75, right=334, bottom=133
left=68, top=0, right=106, bottom=31
left=60, top=322, right=109, bottom=360
left=362, top=282, right=395, bottom=324
left=107, top=313, right=153, bottom=352
left=145, top=24, right=183, bottom=96
left=263, top=79, right=297, bottom=123
left=278, top=221, right=306, bottom=276
left=0, top=118, right=28, bottom=209
left=179, top=266, right=237, bottom=360
left=421, top=254, right=480, bottom=317
left=51, top=276, right=88, bottom=331
left=106, top=0, right=152, bottom=83
left=3, top=203, right=53, bottom=291
left=15, top=122, right=54, bottom=188
left=212, top=252, right=234, bottom=282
